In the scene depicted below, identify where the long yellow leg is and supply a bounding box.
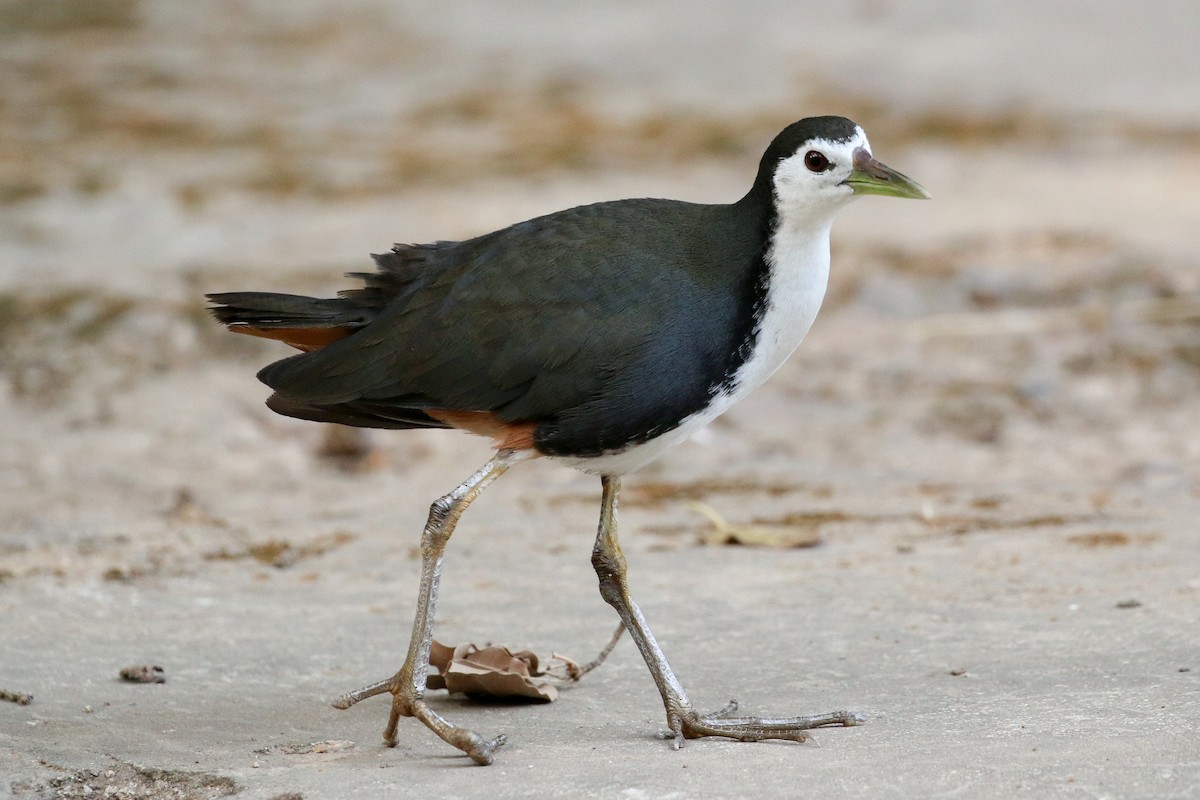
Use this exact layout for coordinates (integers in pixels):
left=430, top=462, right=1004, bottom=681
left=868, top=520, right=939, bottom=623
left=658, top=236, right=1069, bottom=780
left=591, top=475, right=861, bottom=747
left=333, top=448, right=530, bottom=765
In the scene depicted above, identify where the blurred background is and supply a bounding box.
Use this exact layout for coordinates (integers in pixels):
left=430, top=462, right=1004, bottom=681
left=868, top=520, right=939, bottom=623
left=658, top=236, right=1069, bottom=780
left=1, top=0, right=1199, bottom=585
left=2, top=0, right=1198, bottom=535
left=2, top=2, right=1199, bottom=795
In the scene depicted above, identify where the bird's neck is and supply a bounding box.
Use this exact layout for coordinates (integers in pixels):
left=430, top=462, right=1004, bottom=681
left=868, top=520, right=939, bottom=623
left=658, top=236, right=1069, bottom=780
left=761, top=215, right=831, bottom=340
left=725, top=184, right=836, bottom=380
left=758, top=190, right=847, bottom=331
left=724, top=209, right=832, bottom=402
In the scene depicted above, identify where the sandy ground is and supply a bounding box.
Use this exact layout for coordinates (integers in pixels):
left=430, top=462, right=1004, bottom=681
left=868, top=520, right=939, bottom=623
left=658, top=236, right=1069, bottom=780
left=2, top=2, right=1199, bottom=798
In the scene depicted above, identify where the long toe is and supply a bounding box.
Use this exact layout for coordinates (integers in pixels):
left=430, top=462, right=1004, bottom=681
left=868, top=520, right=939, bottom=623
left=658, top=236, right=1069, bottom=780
left=676, top=708, right=862, bottom=745
left=406, top=695, right=508, bottom=765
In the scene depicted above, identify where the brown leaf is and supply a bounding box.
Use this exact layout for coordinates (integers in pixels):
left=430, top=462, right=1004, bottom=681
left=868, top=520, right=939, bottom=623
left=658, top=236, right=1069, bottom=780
left=427, top=641, right=561, bottom=701
left=424, top=627, right=625, bottom=703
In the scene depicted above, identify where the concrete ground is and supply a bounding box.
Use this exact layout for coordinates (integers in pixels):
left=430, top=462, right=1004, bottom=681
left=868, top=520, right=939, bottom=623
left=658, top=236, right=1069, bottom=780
left=2, top=2, right=1198, bottom=798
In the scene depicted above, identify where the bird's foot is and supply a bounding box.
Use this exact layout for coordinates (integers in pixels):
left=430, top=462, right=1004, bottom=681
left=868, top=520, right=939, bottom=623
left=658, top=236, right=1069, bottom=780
left=333, top=674, right=507, bottom=766
left=661, top=701, right=863, bottom=749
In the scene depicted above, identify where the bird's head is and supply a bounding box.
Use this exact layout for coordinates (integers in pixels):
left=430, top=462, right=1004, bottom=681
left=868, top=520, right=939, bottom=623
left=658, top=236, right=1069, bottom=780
left=758, top=116, right=930, bottom=228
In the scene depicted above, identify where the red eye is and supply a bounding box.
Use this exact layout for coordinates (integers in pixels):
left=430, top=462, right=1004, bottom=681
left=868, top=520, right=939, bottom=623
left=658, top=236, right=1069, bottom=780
left=804, top=150, right=830, bottom=173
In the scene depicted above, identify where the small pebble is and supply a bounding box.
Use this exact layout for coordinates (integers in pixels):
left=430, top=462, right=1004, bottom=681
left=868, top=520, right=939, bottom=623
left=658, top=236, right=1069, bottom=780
left=119, top=665, right=166, bottom=684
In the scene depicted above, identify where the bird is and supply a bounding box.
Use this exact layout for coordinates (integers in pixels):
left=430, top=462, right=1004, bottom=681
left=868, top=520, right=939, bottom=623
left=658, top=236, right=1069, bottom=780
left=208, top=115, right=929, bottom=765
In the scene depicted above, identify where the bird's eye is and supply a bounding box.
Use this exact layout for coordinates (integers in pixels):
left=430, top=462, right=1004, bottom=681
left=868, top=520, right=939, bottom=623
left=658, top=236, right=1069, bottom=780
left=804, top=150, right=830, bottom=173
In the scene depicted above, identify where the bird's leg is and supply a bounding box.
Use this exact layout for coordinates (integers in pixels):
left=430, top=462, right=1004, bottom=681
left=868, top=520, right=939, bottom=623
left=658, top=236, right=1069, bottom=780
left=590, top=475, right=861, bottom=749
left=333, top=448, right=529, bottom=765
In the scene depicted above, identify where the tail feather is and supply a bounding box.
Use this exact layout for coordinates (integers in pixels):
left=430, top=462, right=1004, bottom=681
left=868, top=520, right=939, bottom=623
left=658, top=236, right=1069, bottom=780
left=206, top=292, right=378, bottom=352
left=206, top=292, right=376, bottom=328
left=206, top=242, right=450, bottom=349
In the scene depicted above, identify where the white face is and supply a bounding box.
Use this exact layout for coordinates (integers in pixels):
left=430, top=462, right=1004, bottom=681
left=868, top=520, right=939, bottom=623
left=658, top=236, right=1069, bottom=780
left=771, top=125, right=870, bottom=226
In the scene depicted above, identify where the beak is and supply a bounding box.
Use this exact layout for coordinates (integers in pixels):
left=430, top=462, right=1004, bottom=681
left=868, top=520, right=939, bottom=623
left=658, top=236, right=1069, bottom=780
left=844, top=147, right=931, bottom=200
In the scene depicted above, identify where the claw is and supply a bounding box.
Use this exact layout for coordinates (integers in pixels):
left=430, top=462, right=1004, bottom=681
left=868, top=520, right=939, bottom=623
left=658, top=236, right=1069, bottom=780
left=453, top=730, right=508, bottom=766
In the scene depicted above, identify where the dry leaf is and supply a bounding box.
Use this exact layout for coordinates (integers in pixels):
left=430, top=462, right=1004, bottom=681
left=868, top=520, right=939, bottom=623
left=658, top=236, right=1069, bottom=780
left=690, top=502, right=822, bottom=548
left=427, top=641, right=563, bottom=701
left=426, top=625, right=624, bottom=702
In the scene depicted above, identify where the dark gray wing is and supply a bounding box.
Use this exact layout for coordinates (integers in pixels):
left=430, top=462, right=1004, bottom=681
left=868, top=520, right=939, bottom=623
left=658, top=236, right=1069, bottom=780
left=259, top=198, right=763, bottom=454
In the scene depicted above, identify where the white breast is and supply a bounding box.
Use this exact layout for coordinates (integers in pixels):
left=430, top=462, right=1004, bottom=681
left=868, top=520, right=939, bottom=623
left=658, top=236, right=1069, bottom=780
left=724, top=219, right=832, bottom=403
left=561, top=221, right=832, bottom=476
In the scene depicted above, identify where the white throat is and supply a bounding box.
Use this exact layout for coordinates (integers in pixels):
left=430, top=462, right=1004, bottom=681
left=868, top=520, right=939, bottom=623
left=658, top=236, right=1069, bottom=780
left=728, top=216, right=832, bottom=398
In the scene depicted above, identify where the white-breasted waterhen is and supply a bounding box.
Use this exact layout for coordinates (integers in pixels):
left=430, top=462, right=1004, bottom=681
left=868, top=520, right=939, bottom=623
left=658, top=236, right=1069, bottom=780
left=208, top=115, right=929, bottom=765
